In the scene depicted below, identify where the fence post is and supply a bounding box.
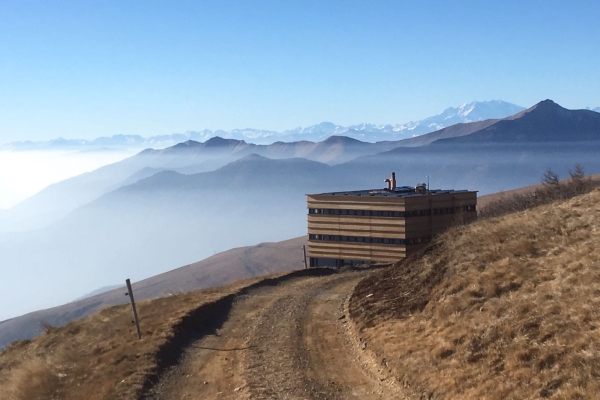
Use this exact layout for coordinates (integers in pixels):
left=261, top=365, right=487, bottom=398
left=303, top=245, right=308, bottom=269
left=125, top=279, right=142, bottom=339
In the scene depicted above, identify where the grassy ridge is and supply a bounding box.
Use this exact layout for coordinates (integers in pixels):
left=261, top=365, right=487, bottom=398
left=351, top=189, right=600, bottom=399
left=0, top=268, right=334, bottom=400
left=4, top=186, right=600, bottom=399
left=0, top=283, right=247, bottom=400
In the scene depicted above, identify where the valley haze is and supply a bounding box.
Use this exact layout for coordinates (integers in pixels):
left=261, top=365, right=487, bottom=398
left=2, top=3, right=600, bottom=397
left=1, top=99, right=600, bottom=328
left=0, top=100, right=523, bottom=210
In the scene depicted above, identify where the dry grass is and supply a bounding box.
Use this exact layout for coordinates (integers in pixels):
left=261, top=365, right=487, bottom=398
left=478, top=169, right=600, bottom=219
left=0, top=273, right=282, bottom=400
left=351, top=189, right=600, bottom=399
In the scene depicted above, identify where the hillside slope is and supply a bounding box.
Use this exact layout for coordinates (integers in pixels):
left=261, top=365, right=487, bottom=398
left=0, top=135, right=398, bottom=233
left=0, top=155, right=335, bottom=322
left=0, top=236, right=306, bottom=349
left=350, top=189, right=600, bottom=399
left=3, top=189, right=600, bottom=399
left=393, top=119, right=500, bottom=146
left=434, top=100, right=600, bottom=144
left=393, top=100, right=600, bottom=148
left=477, top=172, right=600, bottom=210
left=0, top=270, right=328, bottom=400
left=0, top=266, right=403, bottom=400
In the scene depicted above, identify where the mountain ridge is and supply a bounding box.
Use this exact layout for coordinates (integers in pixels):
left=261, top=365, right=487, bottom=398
left=0, top=135, right=397, bottom=232
left=2, top=99, right=600, bottom=325
left=0, top=100, right=524, bottom=148
left=0, top=99, right=594, bottom=234
left=432, top=99, right=600, bottom=144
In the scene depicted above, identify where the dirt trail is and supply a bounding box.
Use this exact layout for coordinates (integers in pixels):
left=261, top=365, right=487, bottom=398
left=144, top=269, right=409, bottom=400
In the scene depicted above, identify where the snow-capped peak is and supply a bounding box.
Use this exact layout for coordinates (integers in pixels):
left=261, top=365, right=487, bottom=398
left=1, top=100, right=526, bottom=149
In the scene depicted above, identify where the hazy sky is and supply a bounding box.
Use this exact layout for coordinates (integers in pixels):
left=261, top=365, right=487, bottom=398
left=1, top=0, right=599, bottom=143
left=0, top=150, right=136, bottom=208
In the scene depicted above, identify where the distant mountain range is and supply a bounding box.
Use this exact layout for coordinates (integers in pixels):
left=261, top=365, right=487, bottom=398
left=2, top=100, right=598, bottom=233
left=432, top=100, right=600, bottom=144
left=0, top=100, right=524, bottom=149
left=390, top=100, right=524, bottom=137
left=2, top=98, right=600, bottom=329
left=0, top=135, right=400, bottom=232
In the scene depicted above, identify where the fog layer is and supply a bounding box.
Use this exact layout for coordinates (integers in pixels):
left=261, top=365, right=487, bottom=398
left=0, top=149, right=138, bottom=209
left=1, top=141, right=600, bottom=321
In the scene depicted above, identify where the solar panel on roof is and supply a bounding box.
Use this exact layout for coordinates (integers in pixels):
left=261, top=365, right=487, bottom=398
left=314, top=187, right=475, bottom=196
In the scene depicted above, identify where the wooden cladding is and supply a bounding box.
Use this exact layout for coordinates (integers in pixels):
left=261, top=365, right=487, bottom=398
left=309, top=234, right=431, bottom=245
left=308, top=241, right=407, bottom=263
left=307, top=190, right=477, bottom=264
left=308, top=215, right=406, bottom=238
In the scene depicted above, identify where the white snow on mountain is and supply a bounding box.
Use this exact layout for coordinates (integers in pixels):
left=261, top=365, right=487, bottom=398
left=0, top=100, right=525, bottom=149
left=392, top=100, right=525, bottom=137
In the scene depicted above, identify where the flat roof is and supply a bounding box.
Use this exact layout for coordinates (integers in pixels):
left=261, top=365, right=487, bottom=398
left=309, top=186, right=477, bottom=198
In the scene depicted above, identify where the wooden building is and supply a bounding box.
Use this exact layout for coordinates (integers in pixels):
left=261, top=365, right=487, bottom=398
left=307, top=173, right=477, bottom=267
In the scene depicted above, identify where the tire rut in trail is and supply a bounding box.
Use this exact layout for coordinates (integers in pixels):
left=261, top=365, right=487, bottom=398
left=140, top=268, right=336, bottom=400
left=144, top=269, right=401, bottom=399
left=242, top=272, right=385, bottom=399
left=243, top=292, right=323, bottom=398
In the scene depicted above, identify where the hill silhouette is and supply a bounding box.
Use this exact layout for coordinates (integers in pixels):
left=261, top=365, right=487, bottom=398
left=0, top=135, right=399, bottom=233
left=0, top=154, right=359, bottom=322
left=433, top=100, right=600, bottom=144
left=2, top=99, right=600, bottom=328
left=393, top=119, right=500, bottom=146
left=4, top=188, right=600, bottom=399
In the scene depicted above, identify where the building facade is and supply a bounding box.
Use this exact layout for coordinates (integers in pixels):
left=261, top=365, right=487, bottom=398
left=307, top=173, right=477, bottom=267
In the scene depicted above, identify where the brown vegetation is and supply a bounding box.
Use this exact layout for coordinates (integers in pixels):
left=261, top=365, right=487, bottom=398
left=350, top=188, right=600, bottom=399
left=478, top=165, right=600, bottom=219
left=0, top=270, right=312, bottom=400
left=0, top=236, right=306, bottom=350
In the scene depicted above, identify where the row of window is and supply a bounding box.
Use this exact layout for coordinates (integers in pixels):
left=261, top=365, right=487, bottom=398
left=310, top=258, right=367, bottom=268
left=308, top=205, right=476, bottom=217
left=309, top=234, right=431, bottom=245
left=310, top=209, right=405, bottom=217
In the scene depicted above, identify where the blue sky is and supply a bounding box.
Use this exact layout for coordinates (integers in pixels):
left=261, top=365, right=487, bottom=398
left=1, top=0, right=599, bottom=142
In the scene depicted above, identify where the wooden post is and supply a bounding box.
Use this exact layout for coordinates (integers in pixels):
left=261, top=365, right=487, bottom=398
left=302, top=245, right=308, bottom=269
left=125, top=279, right=142, bottom=339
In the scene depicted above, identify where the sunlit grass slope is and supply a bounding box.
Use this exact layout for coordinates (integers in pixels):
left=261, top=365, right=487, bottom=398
left=0, top=275, right=271, bottom=400
left=351, top=189, right=600, bottom=399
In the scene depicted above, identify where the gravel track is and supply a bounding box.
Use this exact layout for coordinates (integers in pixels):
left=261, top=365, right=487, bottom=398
left=145, top=269, right=408, bottom=400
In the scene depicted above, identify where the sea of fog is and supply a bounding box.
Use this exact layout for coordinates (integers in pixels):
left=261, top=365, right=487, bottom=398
left=0, top=149, right=139, bottom=209
left=2, top=141, right=600, bottom=323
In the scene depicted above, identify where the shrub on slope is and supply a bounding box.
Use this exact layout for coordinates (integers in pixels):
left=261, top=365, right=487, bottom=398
left=478, top=165, right=600, bottom=219
left=350, top=189, right=600, bottom=399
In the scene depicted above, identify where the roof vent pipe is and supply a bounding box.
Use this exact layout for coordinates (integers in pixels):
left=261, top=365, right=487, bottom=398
left=384, top=172, right=396, bottom=191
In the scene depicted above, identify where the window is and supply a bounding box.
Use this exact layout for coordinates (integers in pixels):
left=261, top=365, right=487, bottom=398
left=309, top=234, right=420, bottom=246
left=309, top=207, right=466, bottom=218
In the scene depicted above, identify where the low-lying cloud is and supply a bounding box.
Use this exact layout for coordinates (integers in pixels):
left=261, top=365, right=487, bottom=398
left=0, top=149, right=138, bottom=209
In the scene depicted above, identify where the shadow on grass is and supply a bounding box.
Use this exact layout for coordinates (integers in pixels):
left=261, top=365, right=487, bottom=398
left=139, top=267, right=337, bottom=399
